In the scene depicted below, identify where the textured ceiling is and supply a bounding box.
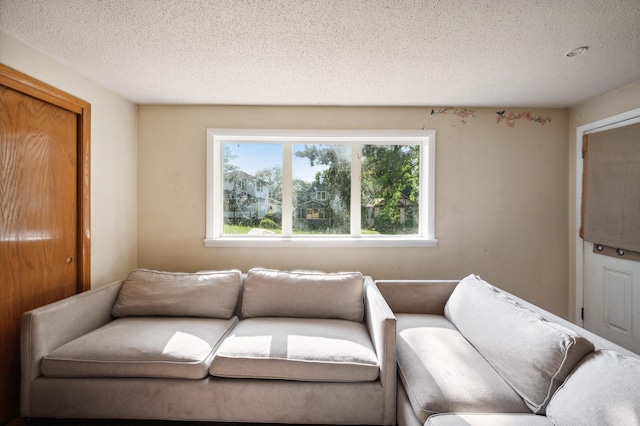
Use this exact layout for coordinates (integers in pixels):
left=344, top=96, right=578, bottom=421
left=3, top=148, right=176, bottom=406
left=1, top=0, right=639, bottom=107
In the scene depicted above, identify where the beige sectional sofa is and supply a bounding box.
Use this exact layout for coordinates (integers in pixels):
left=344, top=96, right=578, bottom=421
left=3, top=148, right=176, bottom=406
left=22, top=269, right=640, bottom=425
left=21, top=268, right=397, bottom=424
left=377, top=274, right=640, bottom=426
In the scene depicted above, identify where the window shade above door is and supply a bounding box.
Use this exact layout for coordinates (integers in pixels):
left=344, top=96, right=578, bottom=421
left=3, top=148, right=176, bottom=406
left=581, top=121, right=640, bottom=253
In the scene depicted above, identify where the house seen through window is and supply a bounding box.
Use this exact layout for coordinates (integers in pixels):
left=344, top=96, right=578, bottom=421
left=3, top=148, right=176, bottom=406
left=206, top=129, right=436, bottom=247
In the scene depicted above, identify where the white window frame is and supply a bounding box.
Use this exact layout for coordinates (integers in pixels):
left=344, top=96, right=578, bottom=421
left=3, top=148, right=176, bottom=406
left=205, top=129, right=437, bottom=248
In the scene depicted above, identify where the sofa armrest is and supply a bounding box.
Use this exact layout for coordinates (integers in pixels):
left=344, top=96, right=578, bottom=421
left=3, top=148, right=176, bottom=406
left=375, top=280, right=459, bottom=314
left=20, top=280, right=123, bottom=416
left=363, top=276, right=397, bottom=425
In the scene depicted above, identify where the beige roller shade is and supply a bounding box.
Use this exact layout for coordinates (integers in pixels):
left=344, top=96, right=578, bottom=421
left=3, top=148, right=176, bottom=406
left=581, top=122, right=640, bottom=253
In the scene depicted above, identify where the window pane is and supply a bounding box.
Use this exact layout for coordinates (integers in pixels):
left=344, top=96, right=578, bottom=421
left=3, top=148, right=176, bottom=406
left=223, top=143, right=282, bottom=235
left=361, top=144, right=420, bottom=235
left=292, top=144, right=351, bottom=235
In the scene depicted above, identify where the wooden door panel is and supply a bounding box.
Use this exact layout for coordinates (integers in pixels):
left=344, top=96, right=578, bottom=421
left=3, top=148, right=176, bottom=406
left=1, top=86, right=78, bottom=422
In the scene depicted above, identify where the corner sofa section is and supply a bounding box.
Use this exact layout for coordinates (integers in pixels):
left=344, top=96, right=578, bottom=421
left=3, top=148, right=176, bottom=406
left=21, top=268, right=397, bottom=424
left=377, top=274, right=640, bottom=426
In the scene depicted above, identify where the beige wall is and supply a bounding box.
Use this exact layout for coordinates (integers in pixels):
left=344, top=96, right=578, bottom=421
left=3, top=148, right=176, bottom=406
left=0, top=31, right=138, bottom=288
left=138, top=105, right=570, bottom=317
left=4, top=26, right=637, bottom=320
left=568, top=79, right=640, bottom=321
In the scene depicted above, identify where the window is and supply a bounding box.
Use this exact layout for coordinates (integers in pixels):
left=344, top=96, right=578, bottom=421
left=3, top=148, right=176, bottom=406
left=206, top=129, right=436, bottom=247
left=306, top=208, right=326, bottom=219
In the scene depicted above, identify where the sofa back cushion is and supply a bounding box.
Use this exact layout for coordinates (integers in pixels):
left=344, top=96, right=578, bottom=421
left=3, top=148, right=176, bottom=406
left=241, top=268, right=364, bottom=322
left=546, top=350, right=640, bottom=425
left=444, top=274, right=594, bottom=414
left=112, top=269, right=242, bottom=319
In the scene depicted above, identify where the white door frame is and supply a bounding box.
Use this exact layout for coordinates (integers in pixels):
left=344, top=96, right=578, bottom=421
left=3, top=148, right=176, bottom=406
left=575, top=107, right=640, bottom=325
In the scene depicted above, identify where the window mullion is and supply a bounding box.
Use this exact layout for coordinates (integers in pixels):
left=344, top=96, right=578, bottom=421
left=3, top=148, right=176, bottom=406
left=350, top=141, right=361, bottom=237
left=424, top=136, right=436, bottom=239
left=281, top=142, right=293, bottom=237
left=211, top=137, right=222, bottom=239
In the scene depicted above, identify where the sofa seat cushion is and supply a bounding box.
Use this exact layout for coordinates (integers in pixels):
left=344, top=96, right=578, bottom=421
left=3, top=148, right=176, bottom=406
left=426, top=413, right=553, bottom=426
left=209, top=317, right=379, bottom=382
left=396, top=314, right=529, bottom=424
left=41, top=316, right=238, bottom=379
left=444, top=274, right=594, bottom=414
left=546, top=350, right=640, bottom=425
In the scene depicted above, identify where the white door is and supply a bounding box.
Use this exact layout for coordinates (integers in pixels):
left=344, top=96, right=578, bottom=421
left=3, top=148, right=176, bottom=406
left=584, top=242, right=640, bottom=353
left=580, top=110, right=640, bottom=354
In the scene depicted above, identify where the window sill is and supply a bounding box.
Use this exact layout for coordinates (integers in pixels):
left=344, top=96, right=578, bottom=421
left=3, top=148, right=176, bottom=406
left=204, top=236, right=438, bottom=248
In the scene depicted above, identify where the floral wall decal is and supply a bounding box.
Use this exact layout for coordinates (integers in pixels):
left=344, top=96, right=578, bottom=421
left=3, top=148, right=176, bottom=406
left=431, top=107, right=476, bottom=124
left=496, top=111, right=552, bottom=127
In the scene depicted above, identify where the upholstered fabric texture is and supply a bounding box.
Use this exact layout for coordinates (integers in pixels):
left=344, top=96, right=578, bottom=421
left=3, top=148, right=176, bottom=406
left=425, top=413, right=554, bottom=426
left=111, top=269, right=242, bottom=318
left=546, top=350, right=640, bottom=425
left=210, top=317, right=379, bottom=382
left=27, top=376, right=386, bottom=423
left=242, top=268, right=364, bottom=321
left=396, top=379, right=424, bottom=426
left=444, top=274, right=594, bottom=414
left=396, top=313, right=529, bottom=423
left=376, top=280, right=458, bottom=315
left=22, top=275, right=395, bottom=424
left=42, top=317, right=238, bottom=379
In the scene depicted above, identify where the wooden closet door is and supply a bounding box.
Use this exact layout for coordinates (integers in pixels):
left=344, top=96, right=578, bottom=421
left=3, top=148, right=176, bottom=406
left=0, top=71, right=88, bottom=423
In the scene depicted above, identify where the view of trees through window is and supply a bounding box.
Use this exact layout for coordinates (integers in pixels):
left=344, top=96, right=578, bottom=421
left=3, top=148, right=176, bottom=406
left=293, top=144, right=351, bottom=234
left=222, top=141, right=420, bottom=236
left=361, top=144, right=420, bottom=234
